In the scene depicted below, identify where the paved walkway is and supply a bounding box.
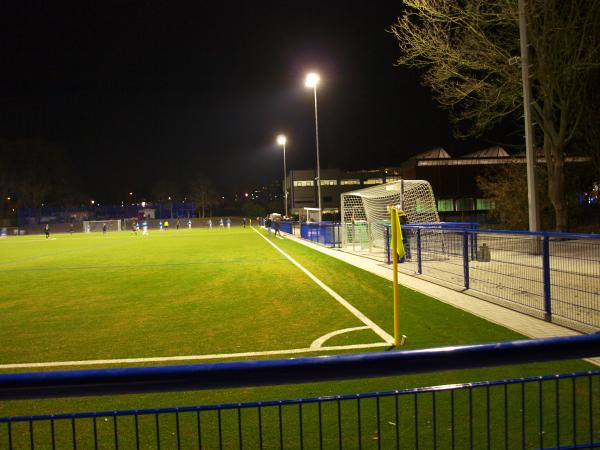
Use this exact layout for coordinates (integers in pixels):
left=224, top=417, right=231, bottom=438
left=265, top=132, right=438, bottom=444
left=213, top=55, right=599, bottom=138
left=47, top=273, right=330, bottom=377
left=281, top=233, right=600, bottom=366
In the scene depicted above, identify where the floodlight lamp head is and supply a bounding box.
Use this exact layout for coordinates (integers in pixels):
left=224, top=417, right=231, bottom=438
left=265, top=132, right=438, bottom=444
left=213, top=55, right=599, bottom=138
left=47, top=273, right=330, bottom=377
left=305, top=72, right=320, bottom=88
left=276, top=134, right=287, bottom=146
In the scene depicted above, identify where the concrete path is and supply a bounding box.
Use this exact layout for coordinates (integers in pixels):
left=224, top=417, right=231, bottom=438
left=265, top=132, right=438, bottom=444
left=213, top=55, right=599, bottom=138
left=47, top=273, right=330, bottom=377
left=280, top=232, right=600, bottom=366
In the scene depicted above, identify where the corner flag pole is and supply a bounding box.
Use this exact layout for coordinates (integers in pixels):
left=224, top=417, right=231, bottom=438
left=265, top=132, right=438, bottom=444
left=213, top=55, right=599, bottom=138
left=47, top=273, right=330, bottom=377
left=391, top=208, right=400, bottom=346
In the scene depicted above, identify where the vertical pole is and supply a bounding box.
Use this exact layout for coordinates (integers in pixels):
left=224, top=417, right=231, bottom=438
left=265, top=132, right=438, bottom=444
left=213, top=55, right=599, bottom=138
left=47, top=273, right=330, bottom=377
left=463, top=230, right=470, bottom=289
left=417, top=228, right=422, bottom=274
left=542, top=235, right=552, bottom=321
left=313, top=87, right=322, bottom=222
left=518, top=0, right=540, bottom=232
left=385, top=225, right=391, bottom=265
left=283, top=142, right=288, bottom=218
left=391, top=209, right=400, bottom=346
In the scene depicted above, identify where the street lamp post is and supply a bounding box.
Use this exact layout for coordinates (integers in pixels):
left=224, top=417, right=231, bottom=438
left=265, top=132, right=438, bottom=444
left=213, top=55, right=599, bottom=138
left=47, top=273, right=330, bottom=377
left=305, top=72, right=322, bottom=222
left=276, top=134, right=289, bottom=218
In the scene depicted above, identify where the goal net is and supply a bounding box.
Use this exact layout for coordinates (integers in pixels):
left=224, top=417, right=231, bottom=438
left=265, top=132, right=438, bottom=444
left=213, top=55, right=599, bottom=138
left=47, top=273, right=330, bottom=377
left=341, top=180, right=440, bottom=257
left=83, top=220, right=122, bottom=233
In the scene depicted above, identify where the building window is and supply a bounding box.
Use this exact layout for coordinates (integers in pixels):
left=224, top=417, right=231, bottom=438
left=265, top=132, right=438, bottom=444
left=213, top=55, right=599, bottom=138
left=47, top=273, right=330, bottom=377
left=363, top=178, right=383, bottom=185
left=455, top=198, right=475, bottom=211
left=476, top=198, right=495, bottom=210
left=320, top=179, right=338, bottom=186
left=341, top=179, right=360, bottom=185
left=437, top=199, right=454, bottom=212
left=385, top=176, right=402, bottom=182
left=293, top=180, right=314, bottom=187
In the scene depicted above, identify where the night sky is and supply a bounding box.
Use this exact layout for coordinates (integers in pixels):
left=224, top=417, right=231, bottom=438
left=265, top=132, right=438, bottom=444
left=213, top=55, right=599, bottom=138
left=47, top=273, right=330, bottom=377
left=1, top=1, right=482, bottom=202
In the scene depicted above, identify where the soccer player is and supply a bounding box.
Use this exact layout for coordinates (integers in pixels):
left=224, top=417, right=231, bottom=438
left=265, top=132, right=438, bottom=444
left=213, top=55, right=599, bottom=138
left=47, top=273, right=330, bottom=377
left=102, top=223, right=107, bottom=234
left=142, top=220, right=148, bottom=235
left=273, top=220, right=282, bottom=238
left=226, top=218, right=231, bottom=229
left=132, top=221, right=138, bottom=235
left=207, top=219, right=212, bottom=228
left=242, top=217, right=246, bottom=228
left=188, top=219, right=192, bottom=229
left=44, top=223, right=50, bottom=239
left=219, top=218, right=224, bottom=228
left=176, top=219, right=180, bottom=230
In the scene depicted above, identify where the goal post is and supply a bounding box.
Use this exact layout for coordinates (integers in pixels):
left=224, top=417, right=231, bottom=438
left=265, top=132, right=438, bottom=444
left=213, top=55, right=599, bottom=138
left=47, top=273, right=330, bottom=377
left=83, top=220, right=122, bottom=233
left=340, top=179, right=439, bottom=256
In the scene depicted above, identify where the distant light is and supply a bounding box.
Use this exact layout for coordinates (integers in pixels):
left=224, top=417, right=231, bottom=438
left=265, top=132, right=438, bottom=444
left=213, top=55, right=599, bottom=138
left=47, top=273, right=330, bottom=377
left=141, top=201, right=146, bottom=207
left=91, top=200, right=95, bottom=205
left=305, top=72, right=320, bottom=88
left=129, top=192, right=133, bottom=196
left=222, top=196, right=225, bottom=199
left=168, top=196, right=171, bottom=201
left=6, top=197, right=10, bottom=201
left=245, top=193, right=249, bottom=197
left=276, top=134, right=287, bottom=146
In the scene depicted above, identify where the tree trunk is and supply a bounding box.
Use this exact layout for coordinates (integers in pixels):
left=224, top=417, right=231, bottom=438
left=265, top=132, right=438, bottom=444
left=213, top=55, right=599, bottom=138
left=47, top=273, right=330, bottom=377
left=544, top=138, right=568, bottom=232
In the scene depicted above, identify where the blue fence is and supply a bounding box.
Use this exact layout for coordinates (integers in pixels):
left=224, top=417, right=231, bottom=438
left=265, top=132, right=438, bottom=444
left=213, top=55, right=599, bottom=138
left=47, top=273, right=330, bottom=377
left=1, top=334, right=599, bottom=449
left=17, top=202, right=196, bottom=226
left=300, top=222, right=341, bottom=247
left=384, top=224, right=600, bottom=332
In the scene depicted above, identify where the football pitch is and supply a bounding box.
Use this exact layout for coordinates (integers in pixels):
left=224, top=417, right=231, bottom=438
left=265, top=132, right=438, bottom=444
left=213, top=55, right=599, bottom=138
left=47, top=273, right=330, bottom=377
left=0, top=226, right=597, bottom=448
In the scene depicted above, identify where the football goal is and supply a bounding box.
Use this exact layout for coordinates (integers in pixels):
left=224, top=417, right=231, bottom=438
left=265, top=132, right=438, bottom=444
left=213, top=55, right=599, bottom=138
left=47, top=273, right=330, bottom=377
left=83, top=220, right=122, bottom=233
left=340, top=179, right=440, bottom=256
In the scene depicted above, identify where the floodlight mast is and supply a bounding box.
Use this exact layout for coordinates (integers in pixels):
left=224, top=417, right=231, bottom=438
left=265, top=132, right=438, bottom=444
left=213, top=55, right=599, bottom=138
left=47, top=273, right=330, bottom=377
left=305, top=72, right=322, bottom=222
left=276, top=134, right=288, bottom=218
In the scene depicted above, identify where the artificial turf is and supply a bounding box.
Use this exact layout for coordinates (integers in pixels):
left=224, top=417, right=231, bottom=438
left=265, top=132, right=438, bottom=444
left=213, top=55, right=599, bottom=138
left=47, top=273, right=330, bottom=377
left=0, top=226, right=597, bottom=448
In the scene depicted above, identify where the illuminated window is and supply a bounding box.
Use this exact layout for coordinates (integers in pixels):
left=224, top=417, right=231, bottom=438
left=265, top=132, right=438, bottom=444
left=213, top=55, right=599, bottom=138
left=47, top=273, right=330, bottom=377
left=293, top=180, right=314, bottom=187
left=455, top=198, right=475, bottom=211
left=476, top=198, right=495, bottom=210
left=437, top=199, right=454, bottom=212
left=363, top=178, right=383, bottom=185
left=341, top=179, right=360, bottom=185
left=385, top=176, right=402, bottom=182
left=320, top=179, right=338, bottom=186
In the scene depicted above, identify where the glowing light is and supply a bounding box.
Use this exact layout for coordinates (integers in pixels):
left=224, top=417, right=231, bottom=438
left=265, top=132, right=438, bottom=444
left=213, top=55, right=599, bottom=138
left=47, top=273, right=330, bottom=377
left=305, top=72, right=320, bottom=88
left=129, top=192, right=133, bottom=196
left=91, top=200, right=95, bottom=205
left=245, top=193, right=249, bottom=197
left=276, top=134, right=287, bottom=146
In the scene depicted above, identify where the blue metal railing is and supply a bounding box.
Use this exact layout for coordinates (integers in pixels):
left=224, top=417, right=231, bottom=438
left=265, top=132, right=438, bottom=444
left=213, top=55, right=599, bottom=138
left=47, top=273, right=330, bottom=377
left=300, top=222, right=341, bottom=247
left=1, top=335, right=599, bottom=449
left=384, top=224, right=600, bottom=331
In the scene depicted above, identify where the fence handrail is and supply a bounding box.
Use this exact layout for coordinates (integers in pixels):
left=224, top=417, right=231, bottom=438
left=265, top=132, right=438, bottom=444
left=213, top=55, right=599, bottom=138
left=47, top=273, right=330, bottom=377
left=397, top=224, right=600, bottom=240
left=1, top=334, right=598, bottom=401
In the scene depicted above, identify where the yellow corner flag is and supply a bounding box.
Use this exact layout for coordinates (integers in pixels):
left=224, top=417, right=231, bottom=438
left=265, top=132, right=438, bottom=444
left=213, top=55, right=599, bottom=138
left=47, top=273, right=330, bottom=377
left=390, top=207, right=406, bottom=346
left=391, top=208, right=406, bottom=260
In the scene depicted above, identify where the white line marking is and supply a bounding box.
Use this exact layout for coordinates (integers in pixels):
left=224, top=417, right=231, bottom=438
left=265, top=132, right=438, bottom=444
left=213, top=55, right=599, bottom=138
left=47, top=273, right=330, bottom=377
left=0, top=343, right=390, bottom=369
left=251, top=227, right=394, bottom=344
left=311, top=326, right=371, bottom=349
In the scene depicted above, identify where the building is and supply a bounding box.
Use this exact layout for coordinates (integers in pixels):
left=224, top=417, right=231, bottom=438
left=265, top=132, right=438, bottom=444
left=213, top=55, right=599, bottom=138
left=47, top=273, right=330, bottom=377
left=287, top=167, right=403, bottom=218
left=286, top=146, right=592, bottom=221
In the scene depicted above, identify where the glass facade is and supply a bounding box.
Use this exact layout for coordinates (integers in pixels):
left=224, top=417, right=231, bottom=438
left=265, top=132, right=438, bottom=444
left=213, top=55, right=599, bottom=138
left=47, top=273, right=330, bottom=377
left=320, top=179, right=338, bottom=186
left=476, top=198, right=495, bottom=210
left=437, top=199, right=454, bottom=212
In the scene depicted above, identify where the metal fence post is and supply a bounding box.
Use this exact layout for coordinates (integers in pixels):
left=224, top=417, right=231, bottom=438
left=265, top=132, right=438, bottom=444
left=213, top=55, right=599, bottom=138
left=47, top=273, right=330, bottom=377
left=463, top=230, right=470, bottom=289
left=542, top=235, right=552, bottom=321
left=385, top=226, right=391, bottom=265
left=416, top=228, right=422, bottom=274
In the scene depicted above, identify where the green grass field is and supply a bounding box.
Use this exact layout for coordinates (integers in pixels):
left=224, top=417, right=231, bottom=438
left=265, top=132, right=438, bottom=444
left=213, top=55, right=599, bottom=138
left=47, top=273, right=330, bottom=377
left=0, top=226, right=597, bottom=449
